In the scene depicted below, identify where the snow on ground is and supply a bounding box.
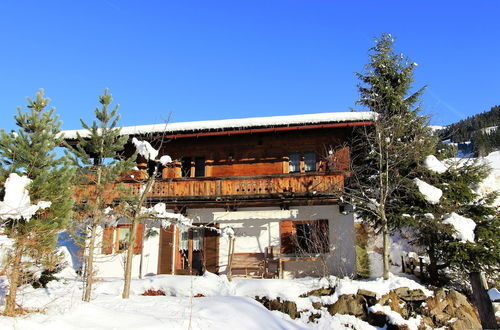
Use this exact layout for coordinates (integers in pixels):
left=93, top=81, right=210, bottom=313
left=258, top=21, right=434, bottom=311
left=369, top=304, right=421, bottom=330
left=329, top=275, right=432, bottom=304
left=0, top=272, right=430, bottom=330
left=476, top=151, right=500, bottom=206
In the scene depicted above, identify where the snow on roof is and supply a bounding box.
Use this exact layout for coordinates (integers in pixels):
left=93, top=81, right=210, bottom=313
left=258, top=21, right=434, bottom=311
left=61, top=111, right=376, bottom=139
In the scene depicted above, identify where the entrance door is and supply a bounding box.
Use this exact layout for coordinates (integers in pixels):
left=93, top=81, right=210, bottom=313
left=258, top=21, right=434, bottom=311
left=176, top=227, right=204, bottom=275
left=158, top=224, right=219, bottom=275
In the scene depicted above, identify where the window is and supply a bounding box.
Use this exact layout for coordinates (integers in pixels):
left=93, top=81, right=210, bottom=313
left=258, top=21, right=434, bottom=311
left=304, top=152, right=316, bottom=172
left=181, top=157, right=192, bottom=177
left=194, top=157, right=205, bottom=177
left=289, top=153, right=300, bottom=173
left=280, top=220, right=329, bottom=254
left=103, top=224, right=143, bottom=255
left=117, top=226, right=131, bottom=251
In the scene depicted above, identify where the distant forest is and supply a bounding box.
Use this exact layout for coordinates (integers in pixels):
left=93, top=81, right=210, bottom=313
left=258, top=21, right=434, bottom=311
left=439, top=105, right=500, bottom=156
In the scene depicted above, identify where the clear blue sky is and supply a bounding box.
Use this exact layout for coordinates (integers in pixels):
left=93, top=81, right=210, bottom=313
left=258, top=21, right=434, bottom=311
left=1, top=1, right=499, bottom=132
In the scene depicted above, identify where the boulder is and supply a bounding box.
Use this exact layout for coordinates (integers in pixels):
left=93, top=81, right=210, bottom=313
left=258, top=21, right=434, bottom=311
left=394, top=287, right=427, bottom=302
left=328, top=294, right=368, bottom=319
left=423, top=289, right=481, bottom=330
left=378, top=291, right=408, bottom=318
left=254, top=296, right=298, bottom=319
left=357, top=289, right=378, bottom=305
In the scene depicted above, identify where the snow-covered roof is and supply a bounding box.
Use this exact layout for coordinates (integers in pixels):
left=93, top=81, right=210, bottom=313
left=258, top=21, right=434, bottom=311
left=62, top=111, right=376, bottom=140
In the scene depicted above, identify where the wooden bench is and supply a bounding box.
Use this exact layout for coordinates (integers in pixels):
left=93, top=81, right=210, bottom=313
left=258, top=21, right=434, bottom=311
left=229, top=253, right=266, bottom=278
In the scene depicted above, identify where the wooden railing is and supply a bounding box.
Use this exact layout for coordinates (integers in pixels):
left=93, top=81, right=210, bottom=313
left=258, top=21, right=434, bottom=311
left=121, top=173, right=344, bottom=201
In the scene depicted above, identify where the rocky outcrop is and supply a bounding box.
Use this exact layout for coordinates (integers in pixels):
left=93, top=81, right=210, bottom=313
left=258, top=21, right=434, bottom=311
left=255, top=285, right=482, bottom=330
left=422, top=289, right=482, bottom=330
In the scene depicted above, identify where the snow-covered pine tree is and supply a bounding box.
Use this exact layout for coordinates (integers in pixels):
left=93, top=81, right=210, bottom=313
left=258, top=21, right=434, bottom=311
left=351, top=33, right=434, bottom=279
left=392, top=156, right=499, bottom=285
left=71, top=89, right=136, bottom=302
left=0, top=89, right=75, bottom=316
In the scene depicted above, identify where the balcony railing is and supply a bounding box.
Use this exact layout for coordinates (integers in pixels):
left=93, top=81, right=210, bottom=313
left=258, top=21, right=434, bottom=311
left=120, top=173, right=344, bottom=201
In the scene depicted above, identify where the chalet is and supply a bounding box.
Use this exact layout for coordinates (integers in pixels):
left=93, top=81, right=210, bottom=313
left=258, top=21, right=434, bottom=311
left=63, top=112, right=375, bottom=279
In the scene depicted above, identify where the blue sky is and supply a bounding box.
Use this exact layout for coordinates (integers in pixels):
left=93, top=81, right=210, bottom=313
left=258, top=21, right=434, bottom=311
left=0, top=1, right=498, bottom=131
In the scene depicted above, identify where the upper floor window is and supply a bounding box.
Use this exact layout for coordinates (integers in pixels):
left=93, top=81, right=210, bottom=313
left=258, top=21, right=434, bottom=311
left=195, top=157, right=205, bottom=177
left=181, top=157, right=192, bottom=177
left=304, top=152, right=316, bottom=172
left=289, top=153, right=300, bottom=173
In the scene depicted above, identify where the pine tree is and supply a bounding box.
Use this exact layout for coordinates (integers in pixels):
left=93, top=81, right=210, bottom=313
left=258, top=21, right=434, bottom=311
left=350, top=34, right=434, bottom=279
left=394, top=158, right=499, bottom=285
left=71, top=89, right=136, bottom=302
left=0, top=89, right=75, bottom=315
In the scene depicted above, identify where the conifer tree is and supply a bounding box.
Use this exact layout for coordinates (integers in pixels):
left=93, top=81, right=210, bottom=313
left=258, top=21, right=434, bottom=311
left=393, top=157, right=499, bottom=285
left=71, top=89, right=136, bottom=302
left=0, top=89, right=75, bottom=315
left=350, top=34, right=434, bottom=279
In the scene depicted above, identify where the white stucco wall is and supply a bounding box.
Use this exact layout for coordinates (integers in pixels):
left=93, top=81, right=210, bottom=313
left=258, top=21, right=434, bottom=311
left=187, top=205, right=356, bottom=277
left=91, top=221, right=160, bottom=278
left=91, top=204, right=355, bottom=278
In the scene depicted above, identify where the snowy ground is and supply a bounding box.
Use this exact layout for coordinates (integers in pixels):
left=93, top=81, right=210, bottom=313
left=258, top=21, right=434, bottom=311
left=0, top=272, right=433, bottom=330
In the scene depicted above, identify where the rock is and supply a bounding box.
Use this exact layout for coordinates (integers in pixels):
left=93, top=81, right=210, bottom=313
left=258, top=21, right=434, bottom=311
left=328, top=294, right=368, bottom=319
left=300, top=287, right=335, bottom=297
left=394, top=287, right=427, bottom=302
left=378, top=291, right=408, bottom=318
left=357, top=289, right=377, bottom=298
left=423, top=289, right=482, bottom=330
left=366, top=311, right=387, bottom=327
left=312, top=301, right=322, bottom=310
left=358, top=289, right=378, bottom=306
left=254, top=296, right=298, bottom=319
left=308, top=313, right=321, bottom=322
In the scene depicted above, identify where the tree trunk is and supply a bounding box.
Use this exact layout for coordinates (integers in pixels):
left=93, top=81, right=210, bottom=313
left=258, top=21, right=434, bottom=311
left=469, top=272, right=498, bottom=329
left=382, top=221, right=390, bottom=280
left=5, top=245, right=23, bottom=316
left=122, top=218, right=139, bottom=299
left=426, top=245, right=440, bottom=284
left=122, top=173, right=156, bottom=299
left=83, top=222, right=98, bottom=302
left=138, top=221, right=146, bottom=279
left=380, top=211, right=390, bottom=280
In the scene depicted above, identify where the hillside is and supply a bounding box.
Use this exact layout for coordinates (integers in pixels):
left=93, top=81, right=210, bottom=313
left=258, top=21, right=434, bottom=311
left=439, top=106, right=500, bottom=156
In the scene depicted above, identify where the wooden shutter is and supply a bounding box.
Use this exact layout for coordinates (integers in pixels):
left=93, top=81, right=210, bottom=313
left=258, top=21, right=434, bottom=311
left=102, top=226, right=115, bottom=254
left=315, top=219, right=330, bottom=253
left=280, top=220, right=296, bottom=254
left=333, top=147, right=350, bottom=171
left=204, top=225, right=219, bottom=274
left=134, top=224, right=143, bottom=254
left=158, top=225, right=174, bottom=274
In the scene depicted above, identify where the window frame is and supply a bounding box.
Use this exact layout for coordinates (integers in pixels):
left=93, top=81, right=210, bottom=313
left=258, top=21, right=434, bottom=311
left=280, top=220, right=329, bottom=255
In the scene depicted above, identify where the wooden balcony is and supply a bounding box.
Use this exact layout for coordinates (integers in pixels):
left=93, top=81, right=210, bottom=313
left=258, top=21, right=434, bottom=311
left=121, top=173, right=344, bottom=203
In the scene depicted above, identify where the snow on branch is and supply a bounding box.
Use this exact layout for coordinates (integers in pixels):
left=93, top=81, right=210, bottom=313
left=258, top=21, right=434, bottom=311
left=413, top=178, right=442, bottom=204
left=132, top=137, right=172, bottom=165
left=132, top=137, right=159, bottom=161
left=424, top=155, right=447, bottom=174
left=442, top=212, right=476, bottom=243
left=140, top=203, right=192, bottom=228
left=0, top=173, right=51, bottom=222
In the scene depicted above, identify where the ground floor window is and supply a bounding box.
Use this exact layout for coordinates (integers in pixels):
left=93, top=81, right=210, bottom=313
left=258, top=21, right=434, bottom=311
left=101, top=224, right=143, bottom=255
left=280, top=220, right=329, bottom=254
